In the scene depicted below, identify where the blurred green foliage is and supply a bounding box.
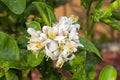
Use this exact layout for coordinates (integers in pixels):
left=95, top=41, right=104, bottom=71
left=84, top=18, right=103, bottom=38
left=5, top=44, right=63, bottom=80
left=0, top=0, right=119, bottom=80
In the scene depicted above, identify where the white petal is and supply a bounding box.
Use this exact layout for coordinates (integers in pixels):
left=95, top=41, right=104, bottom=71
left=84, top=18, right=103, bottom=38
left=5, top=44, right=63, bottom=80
left=39, top=33, right=47, bottom=41
left=48, top=41, right=58, bottom=52
left=27, top=43, right=39, bottom=51
left=44, top=46, right=53, bottom=58
left=54, top=36, right=66, bottom=41
left=53, top=27, right=58, bottom=34
left=58, top=27, right=64, bottom=36
left=52, top=50, right=59, bottom=60
left=30, top=37, right=40, bottom=42
left=27, top=28, right=39, bottom=37
left=59, top=16, right=68, bottom=24
left=78, top=43, right=84, bottom=47
left=59, top=16, right=72, bottom=25
left=61, top=50, right=68, bottom=58
left=69, top=27, right=79, bottom=40
left=56, top=56, right=64, bottom=68
left=42, top=26, right=49, bottom=34
left=69, top=32, right=77, bottom=40
left=75, top=24, right=80, bottom=30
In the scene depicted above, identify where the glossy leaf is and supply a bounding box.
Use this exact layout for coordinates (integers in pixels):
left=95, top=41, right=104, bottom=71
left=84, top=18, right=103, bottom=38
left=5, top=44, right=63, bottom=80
left=101, top=18, right=120, bottom=31
left=0, top=69, right=4, bottom=78
left=98, top=65, right=117, bottom=80
left=112, top=12, right=120, bottom=20
left=85, top=53, right=97, bottom=80
left=70, top=51, right=86, bottom=80
left=27, top=51, right=44, bottom=67
left=79, top=37, right=102, bottom=59
left=0, top=32, right=19, bottom=62
left=35, top=18, right=43, bottom=23
left=20, top=77, right=30, bottom=80
left=0, top=58, right=20, bottom=72
left=95, top=0, right=103, bottom=9
left=93, top=0, right=120, bottom=22
left=26, top=21, right=41, bottom=30
left=1, top=0, right=26, bottom=14
left=0, top=32, right=20, bottom=72
left=46, top=6, right=57, bottom=25
left=5, top=70, right=18, bottom=80
left=33, top=2, right=56, bottom=26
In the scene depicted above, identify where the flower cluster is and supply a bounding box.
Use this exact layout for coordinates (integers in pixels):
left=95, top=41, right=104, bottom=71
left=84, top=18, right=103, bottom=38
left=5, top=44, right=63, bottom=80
left=27, top=15, right=83, bottom=68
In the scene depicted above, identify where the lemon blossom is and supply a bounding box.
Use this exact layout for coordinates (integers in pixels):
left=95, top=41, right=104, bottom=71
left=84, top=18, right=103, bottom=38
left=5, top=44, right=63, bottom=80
left=27, top=28, right=47, bottom=57
left=27, top=16, right=83, bottom=68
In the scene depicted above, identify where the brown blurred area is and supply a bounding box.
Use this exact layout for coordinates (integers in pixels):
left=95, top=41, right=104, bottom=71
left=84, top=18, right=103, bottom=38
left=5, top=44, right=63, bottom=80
left=32, top=0, right=120, bottom=80
left=55, top=0, right=120, bottom=41
left=54, top=0, right=120, bottom=80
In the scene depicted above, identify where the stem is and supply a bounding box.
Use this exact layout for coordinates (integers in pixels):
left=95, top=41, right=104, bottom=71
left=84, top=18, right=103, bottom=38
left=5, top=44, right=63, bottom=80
left=85, top=14, right=89, bottom=38
left=87, top=19, right=95, bottom=36
left=85, top=0, right=93, bottom=38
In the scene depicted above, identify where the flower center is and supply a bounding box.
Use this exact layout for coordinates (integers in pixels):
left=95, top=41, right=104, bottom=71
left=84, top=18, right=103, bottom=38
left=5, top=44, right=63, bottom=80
left=71, top=15, right=78, bottom=22
left=36, top=43, right=42, bottom=49
left=68, top=44, right=73, bottom=51
left=57, top=61, right=64, bottom=68
left=48, top=32, right=56, bottom=39
left=60, top=45, right=64, bottom=50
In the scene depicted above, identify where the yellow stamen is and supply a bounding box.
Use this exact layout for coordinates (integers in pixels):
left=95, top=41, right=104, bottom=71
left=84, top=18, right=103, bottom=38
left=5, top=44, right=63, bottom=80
left=29, top=39, right=34, bottom=43
left=68, top=44, right=73, bottom=51
left=48, top=32, right=56, bottom=39
left=71, top=15, right=78, bottom=22
left=57, top=61, right=64, bottom=68
left=36, top=43, right=42, bottom=49
left=60, top=45, right=64, bottom=50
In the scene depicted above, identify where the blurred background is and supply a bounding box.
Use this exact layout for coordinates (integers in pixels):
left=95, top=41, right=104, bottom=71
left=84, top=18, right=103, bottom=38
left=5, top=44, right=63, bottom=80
left=54, top=0, right=120, bottom=80
left=0, top=0, right=120, bottom=80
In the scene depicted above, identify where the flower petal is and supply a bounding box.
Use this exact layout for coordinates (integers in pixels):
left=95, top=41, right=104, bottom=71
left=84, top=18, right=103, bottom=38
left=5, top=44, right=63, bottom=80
left=56, top=56, right=64, bottom=68
left=48, top=41, right=58, bottom=52
left=27, top=28, right=39, bottom=37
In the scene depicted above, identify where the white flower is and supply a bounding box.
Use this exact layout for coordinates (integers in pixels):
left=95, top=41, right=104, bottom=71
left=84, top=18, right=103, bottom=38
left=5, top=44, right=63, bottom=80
left=43, top=26, right=58, bottom=39
left=70, top=15, right=79, bottom=23
left=27, top=28, right=39, bottom=37
left=27, top=15, right=83, bottom=68
left=56, top=55, right=64, bottom=68
left=27, top=28, right=47, bottom=58
left=59, top=16, right=72, bottom=25
left=44, top=41, right=59, bottom=60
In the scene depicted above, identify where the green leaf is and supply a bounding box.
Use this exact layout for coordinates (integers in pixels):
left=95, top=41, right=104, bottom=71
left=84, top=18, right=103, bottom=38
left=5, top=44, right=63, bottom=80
left=27, top=51, right=44, bottom=67
left=85, top=53, right=97, bottom=80
left=98, top=65, right=117, bottom=80
left=95, top=0, right=103, bottom=9
left=79, top=37, right=102, bottom=59
left=0, top=69, right=4, bottom=78
left=101, top=18, right=120, bottom=31
left=0, top=32, right=20, bottom=71
left=19, top=49, right=28, bottom=67
left=5, top=70, right=18, bottom=80
left=0, top=32, right=19, bottom=62
left=70, top=51, right=86, bottom=80
left=35, top=18, right=43, bottom=23
left=93, top=0, right=120, bottom=22
left=1, top=0, right=26, bottom=14
left=46, top=6, right=57, bottom=25
left=26, top=21, right=41, bottom=30
left=112, top=12, right=120, bottom=20
left=20, top=77, right=30, bottom=80
left=33, top=2, right=56, bottom=26
left=0, top=59, right=20, bottom=72
left=0, top=76, right=6, bottom=80
left=17, top=35, right=28, bottom=49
